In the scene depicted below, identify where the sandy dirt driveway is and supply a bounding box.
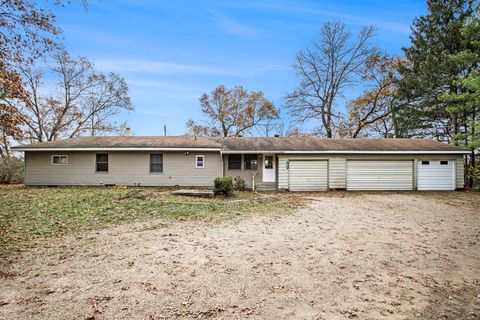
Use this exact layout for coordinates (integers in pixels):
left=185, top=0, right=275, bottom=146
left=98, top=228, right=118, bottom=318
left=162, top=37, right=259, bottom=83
left=1, top=193, right=479, bottom=320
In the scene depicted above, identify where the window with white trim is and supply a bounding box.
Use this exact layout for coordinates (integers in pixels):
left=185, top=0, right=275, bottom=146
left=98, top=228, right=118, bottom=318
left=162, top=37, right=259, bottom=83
left=196, top=155, right=205, bottom=168
left=51, top=155, right=68, bottom=165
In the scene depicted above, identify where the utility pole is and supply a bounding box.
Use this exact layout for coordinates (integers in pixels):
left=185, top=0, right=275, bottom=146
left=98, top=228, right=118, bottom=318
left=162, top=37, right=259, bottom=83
left=164, top=125, right=167, bottom=136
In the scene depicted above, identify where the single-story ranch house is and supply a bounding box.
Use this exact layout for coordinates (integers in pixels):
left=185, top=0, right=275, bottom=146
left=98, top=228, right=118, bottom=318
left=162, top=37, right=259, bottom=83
left=12, top=136, right=469, bottom=191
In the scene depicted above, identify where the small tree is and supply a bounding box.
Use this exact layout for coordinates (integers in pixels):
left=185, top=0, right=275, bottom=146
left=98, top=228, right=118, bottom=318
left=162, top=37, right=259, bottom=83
left=187, top=85, right=278, bottom=137
left=0, top=157, right=24, bottom=184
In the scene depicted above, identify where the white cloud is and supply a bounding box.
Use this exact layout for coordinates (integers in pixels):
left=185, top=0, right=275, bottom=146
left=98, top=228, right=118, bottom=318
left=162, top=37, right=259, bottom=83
left=94, top=58, right=287, bottom=77
left=126, top=78, right=201, bottom=92
left=216, top=16, right=258, bottom=37
left=94, top=59, right=238, bottom=76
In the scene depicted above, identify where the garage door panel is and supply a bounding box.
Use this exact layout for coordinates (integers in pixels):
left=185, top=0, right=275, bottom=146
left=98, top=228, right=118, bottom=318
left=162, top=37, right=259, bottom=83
left=289, top=160, right=328, bottom=191
left=418, top=160, right=455, bottom=190
left=347, top=161, right=413, bottom=191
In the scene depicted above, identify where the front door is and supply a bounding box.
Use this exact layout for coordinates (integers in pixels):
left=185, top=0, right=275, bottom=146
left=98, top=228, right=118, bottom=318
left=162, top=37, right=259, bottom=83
left=262, top=154, right=275, bottom=182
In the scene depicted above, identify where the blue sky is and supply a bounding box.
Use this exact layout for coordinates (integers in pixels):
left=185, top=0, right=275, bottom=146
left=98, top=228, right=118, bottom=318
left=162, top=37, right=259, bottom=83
left=55, top=0, right=427, bottom=136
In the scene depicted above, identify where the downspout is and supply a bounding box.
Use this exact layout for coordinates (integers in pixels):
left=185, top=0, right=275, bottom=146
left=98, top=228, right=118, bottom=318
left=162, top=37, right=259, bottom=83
left=23, top=151, right=27, bottom=186
left=220, top=150, right=224, bottom=178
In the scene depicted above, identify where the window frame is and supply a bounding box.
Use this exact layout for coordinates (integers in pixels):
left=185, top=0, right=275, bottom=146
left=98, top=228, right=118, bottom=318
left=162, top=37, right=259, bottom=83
left=421, top=160, right=430, bottom=165
left=440, top=160, right=449, bottom=165
left=149, top=153, right=163, bottom=173
left=264, top=155, right=274, bottom=169
left=95, top=153, right=109, bottom=173
left=195, top=155, right=205, bottom=169
left=244, top=154, right=258, bottom=170
left=51, top=155, right=68, bottom=166
left=228, top=154, right=242, bottom=170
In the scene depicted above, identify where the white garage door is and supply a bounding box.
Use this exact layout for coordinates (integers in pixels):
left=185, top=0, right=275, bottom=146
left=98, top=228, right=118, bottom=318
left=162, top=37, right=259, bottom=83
left=417, top=160, right=455, bottom=190
left=347, top=160, right=413, bottom=191
left=288, top=160, right=328, bottom=191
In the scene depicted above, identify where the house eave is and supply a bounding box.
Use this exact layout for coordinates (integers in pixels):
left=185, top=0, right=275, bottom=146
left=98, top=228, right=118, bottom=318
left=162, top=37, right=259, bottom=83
left=13, top=147, right=223, bottom=152
left=221, top=150, right=469, bottom=154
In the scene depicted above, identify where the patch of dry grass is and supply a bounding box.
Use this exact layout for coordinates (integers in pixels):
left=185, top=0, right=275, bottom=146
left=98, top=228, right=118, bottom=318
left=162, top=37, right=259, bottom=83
left=0, top=187, right=302, bottom=256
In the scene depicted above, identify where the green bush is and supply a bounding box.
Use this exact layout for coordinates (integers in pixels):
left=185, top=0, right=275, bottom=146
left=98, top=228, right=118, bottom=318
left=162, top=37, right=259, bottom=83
left=214, top=176, right=233, bottom=196
left=0, top=157, right=24, bottom=184
left=234, top=176, right=246, bottom=191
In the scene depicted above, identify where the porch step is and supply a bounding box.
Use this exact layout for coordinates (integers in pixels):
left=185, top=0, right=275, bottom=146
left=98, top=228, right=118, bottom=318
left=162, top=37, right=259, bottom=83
left=255, top=182, right=277, bottom=192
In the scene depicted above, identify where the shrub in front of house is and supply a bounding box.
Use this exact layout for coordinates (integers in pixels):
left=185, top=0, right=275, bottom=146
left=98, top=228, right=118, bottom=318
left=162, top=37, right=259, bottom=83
left=234, top=176, right=246, bottom=191
left=214, top=176, right=233, bottom=196
left=0, top=157, right=24, bottom=184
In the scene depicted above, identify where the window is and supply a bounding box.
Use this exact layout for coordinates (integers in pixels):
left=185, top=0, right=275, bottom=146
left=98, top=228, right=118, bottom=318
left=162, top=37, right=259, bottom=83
left=421, top=161, right=430, bottom=165
left=51, top=155, right=68, bottom=165
left=150, top=154, right=163, bottom=173
left=244, top=154, right=258, bottom=170
left=196, top=155, right=205, bottom=168
left=440, top=160, right=449, bottom=165
left=228, top=154, right=241, bottom=170
left=96, top=154, right=108, bottom=172
left=264, top=155, right=273, bottom=169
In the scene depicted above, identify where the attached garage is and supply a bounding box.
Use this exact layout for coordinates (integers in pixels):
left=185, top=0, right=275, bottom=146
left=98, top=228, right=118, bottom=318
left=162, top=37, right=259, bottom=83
left=417, top=160, right=455, bottom=190
left=288, top=160, right=328, bottom=191
left=346, top=160, right=413, bottom=191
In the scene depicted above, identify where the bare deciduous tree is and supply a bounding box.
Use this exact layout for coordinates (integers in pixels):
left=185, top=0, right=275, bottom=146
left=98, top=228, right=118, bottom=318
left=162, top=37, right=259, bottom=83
left=13, top=52, right=133, bottom=142
left=256, top=108, right=285, bottom=137
left=286, top=21, right=376, bottom=138
left=187, top=85, right=279, bottom=137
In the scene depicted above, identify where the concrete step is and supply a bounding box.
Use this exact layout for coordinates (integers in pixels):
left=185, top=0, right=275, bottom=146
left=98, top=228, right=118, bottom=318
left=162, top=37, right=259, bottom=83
left=255, top=183, right=277, bottom=192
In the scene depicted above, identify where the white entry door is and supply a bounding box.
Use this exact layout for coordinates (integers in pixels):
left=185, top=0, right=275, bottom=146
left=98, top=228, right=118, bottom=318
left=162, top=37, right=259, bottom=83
left=262, top=154, right=275, bottom=182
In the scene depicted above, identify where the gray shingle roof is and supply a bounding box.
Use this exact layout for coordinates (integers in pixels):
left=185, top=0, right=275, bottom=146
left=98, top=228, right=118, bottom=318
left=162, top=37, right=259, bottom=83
left=12, top=135, right=468, bottom=153
left=13, top=136, right=223, bottom=149
left=220, top=137, right=467, bottom=152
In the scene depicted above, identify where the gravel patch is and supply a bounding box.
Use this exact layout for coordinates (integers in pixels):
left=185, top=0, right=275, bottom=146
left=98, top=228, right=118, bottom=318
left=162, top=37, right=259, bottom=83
left=1, top=193, right=479, bottom=319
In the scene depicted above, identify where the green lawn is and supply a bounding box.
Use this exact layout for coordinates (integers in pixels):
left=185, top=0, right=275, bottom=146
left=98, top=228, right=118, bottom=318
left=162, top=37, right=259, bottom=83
left=0, top=187, right=301, bottom=256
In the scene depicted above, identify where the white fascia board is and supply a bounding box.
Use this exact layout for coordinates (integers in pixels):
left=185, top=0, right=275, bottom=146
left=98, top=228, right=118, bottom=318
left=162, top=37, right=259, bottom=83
left=14, top=147, right=222, bottom=152
left=221, top=150, right=469, bottom=154
left=15, top=148, right=468, bottom=154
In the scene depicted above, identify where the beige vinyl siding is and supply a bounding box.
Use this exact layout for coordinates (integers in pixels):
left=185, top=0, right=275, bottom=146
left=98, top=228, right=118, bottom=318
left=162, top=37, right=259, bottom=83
left=278, top=154, right=464, bottom=191
left=25, top=151, right=222, bottom=186
left=222, top=154, right=262, bottom=188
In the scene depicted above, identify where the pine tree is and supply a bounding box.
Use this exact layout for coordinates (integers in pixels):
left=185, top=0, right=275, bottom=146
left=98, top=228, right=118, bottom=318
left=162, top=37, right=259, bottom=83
left=397, top=0, right=478, bottom=140
left=441, top=6, right=480, bottom=186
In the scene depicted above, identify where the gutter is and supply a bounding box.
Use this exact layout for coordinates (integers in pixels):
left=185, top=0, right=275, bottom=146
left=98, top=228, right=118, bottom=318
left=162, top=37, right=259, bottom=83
left=221, top=150, right=470, bottom=154
left=12, top=147, right=223, bottom=152
left=12, top=148, right=469, bottom=155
